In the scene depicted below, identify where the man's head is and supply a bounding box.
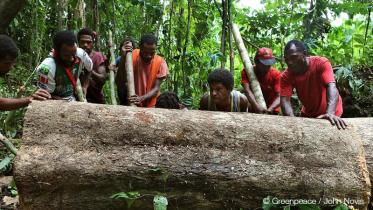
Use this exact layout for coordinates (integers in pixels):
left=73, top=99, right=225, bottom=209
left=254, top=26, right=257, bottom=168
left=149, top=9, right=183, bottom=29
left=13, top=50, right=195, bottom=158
left=254, top=47, right=275, bottom=75
left=155, top=91, right=183, bottom=109
left=53, top=30, right=78, bottom=67
left=77, top=28, right=95, bottom=54
left=0, top=35, right=18, bottom=75
left=139, top=34, right=157, bottom=63
left=284, top=40, right=308, bottom=75
left=208, top=68, right=234, bottom=105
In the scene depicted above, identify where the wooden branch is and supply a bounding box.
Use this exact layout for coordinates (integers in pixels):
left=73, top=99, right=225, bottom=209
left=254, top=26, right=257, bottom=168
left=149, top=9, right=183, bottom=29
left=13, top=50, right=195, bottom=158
left=75, top=63, right=87, bottom=102
left=125, top=52, right=136, bottom=106
left=0, top=133, right=18, bottom=155
left=228, top=0, right=234, bottom=75
left=220, top=0, right=228, bottom=69
left=108, top=30, right=118, bottom=105
left=232, top=24, right=267, bottom=108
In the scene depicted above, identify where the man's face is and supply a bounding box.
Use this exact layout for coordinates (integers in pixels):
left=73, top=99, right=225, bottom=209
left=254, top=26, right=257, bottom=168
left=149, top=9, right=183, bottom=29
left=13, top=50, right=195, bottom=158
left=140, top=43, right=156, bottom=62
left=58, top=44, right=77, bottom=67
left=0, top=57, right=17, bottom=76
left=78, top=35, right=93, bottom=54
left=255, top=59, right=271, bottom=75
left=284, top=45, right=308, bottom=75
left=209, top=83, right=230, bottom=105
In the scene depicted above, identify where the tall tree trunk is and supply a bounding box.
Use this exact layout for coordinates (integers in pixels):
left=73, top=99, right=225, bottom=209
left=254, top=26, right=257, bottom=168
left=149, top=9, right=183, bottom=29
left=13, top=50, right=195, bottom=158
left=93, top=0, right=101, bottom=51
left=0, top=0, right=28, bottom=33
left=181, top=0, right=192, bottom=96
left=166, top=0, right=175, bottom=91
left=220, top=0, right=228, bottom=69
left=228, top=0, right=234, bottom=77
left=14, top=101, right=372, bottom=210
left=108, top=30, right=118, bottom=105
left=173, top=6, right=184, bottom=94
left=232, top=24, right=267, bottom=109
left=57, top=0, right=67, bottom=30
left=74, top=0, right=86, bottom=29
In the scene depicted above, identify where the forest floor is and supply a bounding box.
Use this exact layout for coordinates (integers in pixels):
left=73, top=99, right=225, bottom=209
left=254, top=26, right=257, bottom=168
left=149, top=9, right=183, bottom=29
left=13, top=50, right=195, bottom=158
left=0, top=176, right=18, bottom=210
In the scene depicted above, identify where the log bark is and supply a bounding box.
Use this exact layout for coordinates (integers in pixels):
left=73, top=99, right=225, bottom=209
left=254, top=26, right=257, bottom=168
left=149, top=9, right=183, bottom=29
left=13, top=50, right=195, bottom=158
left=14, top=101, right=371, bottom=210
left=0, top=0, right=27, bottom=33
left=232, top=24, right=267, bottom=109
left=345, top=118, right=373, bottom=188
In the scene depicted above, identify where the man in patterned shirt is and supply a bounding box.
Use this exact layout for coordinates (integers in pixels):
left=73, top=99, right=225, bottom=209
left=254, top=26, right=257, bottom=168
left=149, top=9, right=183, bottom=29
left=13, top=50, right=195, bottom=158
left=36, top=31, right=93, bottom=101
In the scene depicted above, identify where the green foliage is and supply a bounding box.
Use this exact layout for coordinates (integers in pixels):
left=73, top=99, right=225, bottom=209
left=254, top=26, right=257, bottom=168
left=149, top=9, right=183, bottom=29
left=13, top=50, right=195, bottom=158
left=8, top=178, right=18, bottom=197
left=0, top=155, right=14, bottom=173
left=111, top=191, right=141, bottom=209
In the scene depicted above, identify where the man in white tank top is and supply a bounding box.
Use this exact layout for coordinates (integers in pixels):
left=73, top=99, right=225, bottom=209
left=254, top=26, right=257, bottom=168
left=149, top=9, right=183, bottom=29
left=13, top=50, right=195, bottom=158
left=199, top=69, right=249, bottom=112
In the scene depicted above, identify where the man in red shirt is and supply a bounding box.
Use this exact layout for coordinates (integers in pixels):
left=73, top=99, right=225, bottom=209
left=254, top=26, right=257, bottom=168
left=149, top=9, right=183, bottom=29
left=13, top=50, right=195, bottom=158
left=280, top=40, right=346, bottom=129
left=78, top=28, right=107, bottom=104
left=241, top=48, right=281, bottom=114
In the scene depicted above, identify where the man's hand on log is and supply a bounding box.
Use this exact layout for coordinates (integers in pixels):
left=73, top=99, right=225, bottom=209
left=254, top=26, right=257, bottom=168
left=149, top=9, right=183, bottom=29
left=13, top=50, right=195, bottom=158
left=254, top=105, right=267, bottom=114
left=121, top=41, right=133, bottom=57
left=266, top=107, right=276, bottom=115
left=30, top=89, right=51, bottom=101
left=128, top=95, right=145, bottom=106
left=317, top=114, right=347, bottom=130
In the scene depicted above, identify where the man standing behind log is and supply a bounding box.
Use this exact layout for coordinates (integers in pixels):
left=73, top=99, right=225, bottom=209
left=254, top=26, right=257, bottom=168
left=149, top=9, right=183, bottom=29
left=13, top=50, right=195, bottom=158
left=0, top=35, right=50, bottom=110
left=36, top=31, right=93, bottom=101
left=280, top=40, right=346, bottom=129
left=200, top=69, right=249, bottom=112
left=77, top=28, right=107, bottom=104
left=241, top=48, right=281, bottom=114
left=116, top=34, right=168, bottom=107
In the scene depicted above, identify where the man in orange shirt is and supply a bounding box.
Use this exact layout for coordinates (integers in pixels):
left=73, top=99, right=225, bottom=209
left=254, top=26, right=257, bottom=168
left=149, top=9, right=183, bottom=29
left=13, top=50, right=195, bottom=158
left=116, top=34, right=168, bottom=107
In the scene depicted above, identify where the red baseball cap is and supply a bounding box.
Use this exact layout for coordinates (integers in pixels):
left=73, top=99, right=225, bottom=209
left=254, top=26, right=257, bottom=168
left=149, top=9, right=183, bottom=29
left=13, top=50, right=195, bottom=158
left=256, top=47, right=276, bottom=66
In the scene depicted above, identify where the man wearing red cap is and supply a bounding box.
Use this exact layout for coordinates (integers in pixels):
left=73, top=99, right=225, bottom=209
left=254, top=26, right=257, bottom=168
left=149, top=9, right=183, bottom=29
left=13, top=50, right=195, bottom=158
left=280, top=40, right=346, bottom=129
left=241, top=47, right=281, bottom=114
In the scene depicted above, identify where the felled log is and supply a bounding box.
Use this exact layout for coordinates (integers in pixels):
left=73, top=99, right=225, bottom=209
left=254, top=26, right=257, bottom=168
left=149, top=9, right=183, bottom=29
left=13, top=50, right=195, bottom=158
left=346, top=118, right=373, bottom=188
left=14, top=101, right=371, bottom=210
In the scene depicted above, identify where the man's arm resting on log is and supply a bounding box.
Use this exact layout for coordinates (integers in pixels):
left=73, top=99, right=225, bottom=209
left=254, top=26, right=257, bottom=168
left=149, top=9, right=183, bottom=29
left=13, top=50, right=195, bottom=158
left=267, top=94, right=280, bottom=114
left=129, top=78, right=164, bottom=106
left=280, top=96, right=294, bottom=117
left=0, top=89, right=51, bottom=110
left=317, top=82, right=347, bottom=130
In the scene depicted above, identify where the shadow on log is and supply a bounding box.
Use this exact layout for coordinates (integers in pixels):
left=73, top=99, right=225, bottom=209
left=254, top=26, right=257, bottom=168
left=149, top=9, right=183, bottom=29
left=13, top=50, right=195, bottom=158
left=14, top=101, right=371, bottom=210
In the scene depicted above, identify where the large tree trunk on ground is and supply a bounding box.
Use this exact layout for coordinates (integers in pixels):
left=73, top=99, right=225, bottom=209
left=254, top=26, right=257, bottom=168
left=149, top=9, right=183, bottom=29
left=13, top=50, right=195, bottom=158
left=14, top=101, right=371, bottom=210
left=346, top=118, right=373, bottom=190
left=0, top=0, right=28, bottom=33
